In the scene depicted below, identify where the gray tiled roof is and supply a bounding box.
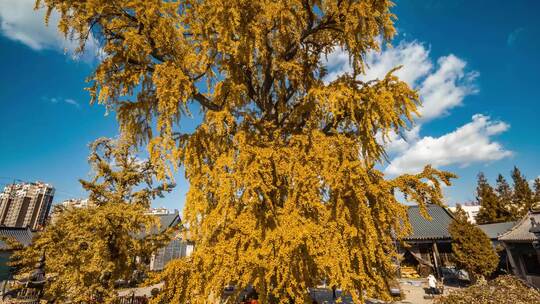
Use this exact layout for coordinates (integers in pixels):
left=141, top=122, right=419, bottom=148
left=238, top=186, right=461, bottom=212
left=157, top=213, right=181, bottom=232
left=499, top=211, right=540, bottom=242
left=137, top=213, right=181, bottom=239
left=404, top=205, right=454, bottom=241
left=478, top=221, right=516, bottom=239
left=0, top=227, right=33, bottom=250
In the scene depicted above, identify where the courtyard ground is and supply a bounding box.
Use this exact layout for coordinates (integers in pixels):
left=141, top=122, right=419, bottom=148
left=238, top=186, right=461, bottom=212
left=310, top=279, right=460, bottom=303
left=394, top=279, right=459, bottom=304
left=117, top=279, right=461, bottom=303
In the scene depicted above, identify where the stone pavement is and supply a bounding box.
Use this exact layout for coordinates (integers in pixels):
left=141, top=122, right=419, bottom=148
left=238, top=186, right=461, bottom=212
left=310, top=284, right=423, bottom=304
left=117, top=283, right=163, bottom=297
left=395, top=279, right=459, bottom=304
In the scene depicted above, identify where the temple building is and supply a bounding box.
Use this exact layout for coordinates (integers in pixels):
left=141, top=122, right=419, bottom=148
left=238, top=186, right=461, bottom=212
left=499, top=209, right=540, bottom=288
left=0, top=226, right=33, bottom=281
left=399, top=205, right=455, bottom=279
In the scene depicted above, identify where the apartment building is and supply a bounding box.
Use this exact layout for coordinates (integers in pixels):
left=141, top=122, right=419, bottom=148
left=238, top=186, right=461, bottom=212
left=0, top=182, right=55, bottom=230
left=61, top=198, right=92, bottom=209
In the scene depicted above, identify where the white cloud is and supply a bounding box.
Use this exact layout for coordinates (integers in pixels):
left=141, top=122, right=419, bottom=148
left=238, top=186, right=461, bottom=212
left=381, top=126, right=420, bottom=154
left=46, top=97, right=81, bottom=109
left=361, top=41, right=433, bottom=87
left=418, top=55, right=478, bottom=121
left=385, top=114, right=512, bottom=175
left=0, top=0, right=99, bottom=61
left=324, top=40, right=511, bottom=175
left=325, top=41, right=477, bottom=122
left=529, top=176, right=540, bottom=188
left=326, top=41, right=432, bottom=86
left=64, top=98, right=81, bottom=108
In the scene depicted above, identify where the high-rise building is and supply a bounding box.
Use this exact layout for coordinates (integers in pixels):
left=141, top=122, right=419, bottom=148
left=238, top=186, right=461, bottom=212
left=0, top=182, right=55, bottom=230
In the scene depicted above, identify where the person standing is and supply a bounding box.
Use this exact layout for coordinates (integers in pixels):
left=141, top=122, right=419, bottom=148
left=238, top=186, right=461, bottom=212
left=427, top=274, right=437, bottom=297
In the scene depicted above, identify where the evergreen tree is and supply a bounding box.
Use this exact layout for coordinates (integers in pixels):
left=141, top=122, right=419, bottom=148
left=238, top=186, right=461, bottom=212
left=493, top=174, right=514, bottom=221
left=11, top=138, right=175, bottom=303
left=510, top=166, right=534, bottom=218
left=449, top=206, right=499, bottom=282
left=37, top=1, right=455, bottom=302
left=533, top=177, right=540, bottom=204
left=475, top=173, right=502, bottom=224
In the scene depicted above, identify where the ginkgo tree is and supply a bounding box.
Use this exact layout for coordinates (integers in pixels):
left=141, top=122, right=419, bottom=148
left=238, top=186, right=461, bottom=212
left=11, top=138, right=175, bottom=303
left=37, top=0, right=455, bottom=302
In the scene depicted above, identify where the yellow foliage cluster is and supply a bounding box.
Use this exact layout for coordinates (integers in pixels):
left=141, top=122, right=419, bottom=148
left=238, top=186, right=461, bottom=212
left=12, top=203, right=163, bottom=303
left=36, top=0, right=455, bottom=302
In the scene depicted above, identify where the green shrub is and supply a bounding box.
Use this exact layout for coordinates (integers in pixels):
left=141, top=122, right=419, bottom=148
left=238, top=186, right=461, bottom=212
left=449, top=205, right=498, bottom=281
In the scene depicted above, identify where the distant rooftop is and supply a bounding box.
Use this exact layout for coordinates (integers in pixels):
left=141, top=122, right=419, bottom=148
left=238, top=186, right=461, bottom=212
left=478, top=221, right=516, bottom=239
left=156, top=213, right=181, bottom=233
left=137, top=212, right=181, bottom=239
left=0, top=227, right=33, bottom=250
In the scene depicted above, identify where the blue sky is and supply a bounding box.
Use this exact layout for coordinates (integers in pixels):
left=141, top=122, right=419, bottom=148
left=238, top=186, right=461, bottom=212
left=0, top=0, right=539, bottom=212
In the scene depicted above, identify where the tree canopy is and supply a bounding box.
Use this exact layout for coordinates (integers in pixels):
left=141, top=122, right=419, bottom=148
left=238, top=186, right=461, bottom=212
left=11, top=138, right=175, bottom=303
left=510, top=166, right=534, bottom=217
left=475, top=173, right=503, bottom=224
left=533, top=177, right=540, bottom=204
left=476, top=167, right=537, bottom=224
left=37, top=0, right=455, bottom=302
left=493, top=174, right=513, bottom=221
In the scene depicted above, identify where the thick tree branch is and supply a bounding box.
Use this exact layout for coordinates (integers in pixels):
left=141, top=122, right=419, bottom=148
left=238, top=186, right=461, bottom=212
left=193, top=92, right=222, bottom=111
